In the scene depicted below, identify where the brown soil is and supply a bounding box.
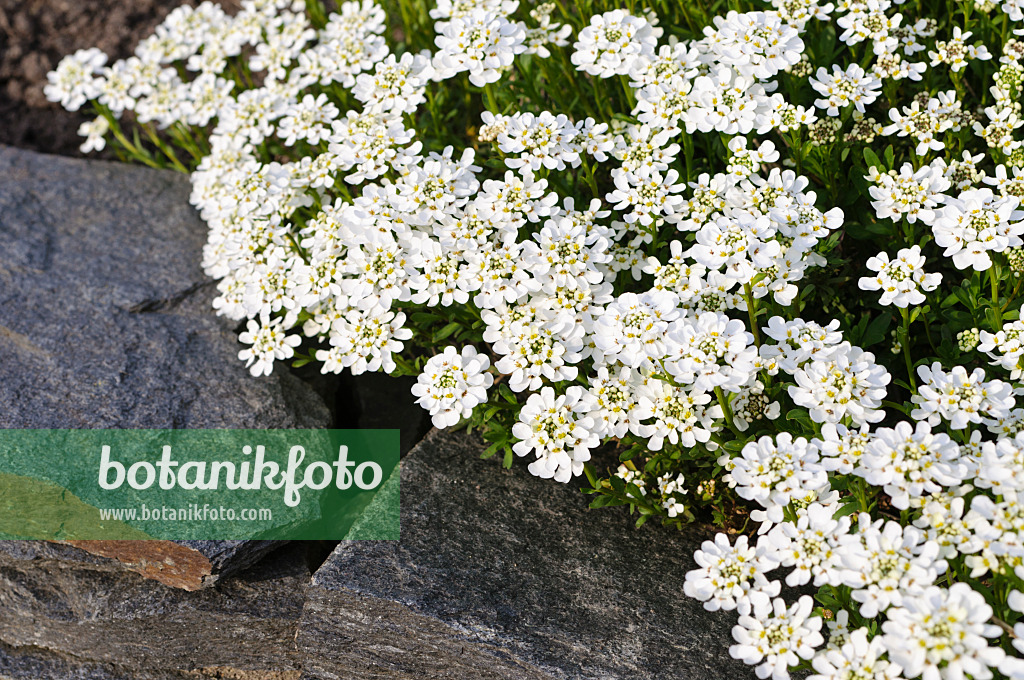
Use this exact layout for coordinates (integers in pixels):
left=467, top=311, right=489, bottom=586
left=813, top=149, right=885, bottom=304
left=0, top=0, right=202, bottom=157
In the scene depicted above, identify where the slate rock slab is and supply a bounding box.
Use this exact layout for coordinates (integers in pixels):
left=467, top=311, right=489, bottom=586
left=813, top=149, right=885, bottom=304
left=0, top=144, right=329, bottom=430
left=0, top=145, right=331, bottom=588
left=296, top=428, right=751, bottom=680
left=0, top=541, right=307, bottom=680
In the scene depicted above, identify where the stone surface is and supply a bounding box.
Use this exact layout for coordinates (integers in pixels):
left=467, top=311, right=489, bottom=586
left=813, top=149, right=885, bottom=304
left=0, top=145, right=333, bottom=589
left=296, top=428, right=751, bottom=680
left=348, top=372, right=432, bottom=456
left=0, top=541, right=308, bottom=679
left=57, top=540, right=282, bottom=591
left=0, top=145, right=330, bottom=429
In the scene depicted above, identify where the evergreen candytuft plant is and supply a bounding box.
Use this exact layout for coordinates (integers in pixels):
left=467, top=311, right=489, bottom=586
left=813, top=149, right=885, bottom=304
left=47, top=0, right=1024, bottom=676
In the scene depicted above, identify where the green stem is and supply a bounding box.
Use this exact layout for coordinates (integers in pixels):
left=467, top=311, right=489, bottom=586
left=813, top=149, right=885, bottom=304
left=106, top=118, right=164, bottom=170
left=483, top=82, right=500, bottom=113
left=714, top=386, right=741, bottom=436
left=743, top=283, right=761, bottom=346
left=619, top=75, right=636, bottom=110
left=990, top=265, right=1001, bottom=312
left=900, top=307, right=917, bottom=390
left=142, top=124, right=188, bottom=173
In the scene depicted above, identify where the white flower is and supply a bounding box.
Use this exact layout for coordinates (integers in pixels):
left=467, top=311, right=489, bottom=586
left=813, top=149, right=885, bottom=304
left=238, top=314, right=302, bottom=377
left=837, top=0, right=900, bottom=50
left=571, top=9, right=660, bottom=78
left=352, top=52, right=434, bottom=115
left=760, top=317, right=844, bottom=374
left=77, top=116, right=109, bottom=153
left=583, top=365, right=645, bottom=438
left=858, top=421, right=967, bottom=510
left=664, top=311, right=758, bottom=393
left=684, top=533, right=781, bottom=615
left=606, top=167, right=687, bottom=228
left=731, top=380, right=781, bottom=431
left=497, top=110, right=581, bottom=173
left=299, top=0, right=387, bottom=88
left=633, top=380, right=722, bottom=451
left=524, top=4, right=572, bottom=58
left=277, top=93, right=338, bottom=146
left=839, top=515, right=945, bottom=618
left=486, top=302, right=581, bottom=392
left=883, top=584, right=1005, bottom=680
left=932, top=188, right=1024, bottom=271
left=881, top=92, right=961, bottom=156
left=865, top=162, right=950, bottom=226
left=815, top=423, right=873, bottom=475
left=511, top=386, right=598, bottom=483
left=809, top=628, right=901, bottom=680
left=433, top=10, right=526, bottom=87
left=929, top=27, right=993, bottom=72
left=412, top=346, right=493, bottom=428
left=591, top=290, right=680, bottom=368
left=810, top=64, right=882, bottom=116
left=764, top=503, right=849, bottom=587
left=430, top=0, right=517, bottom=26
left=974, top=432, right=1024, bottom=495
left=729, top=594, right=823, bottom=680
left=788, top=344, right=890, bottom=426
left=722, top=433, right=829, bottom=525
left=319, top=304, right=413, bottom=375
left=45, top=47, right=107, bottom=111
left=911, top=362, right=1015, bottom=429
left=687, top=211, right=781, bottom=284
left=685, top=65, right=773, bottom=136
left=913, top=493, right=975, bottom=559
left=704, top=10, right=805, bottom=80
left=612, top=124, right=679, bottom=174
left=858, top=245, right=941, bottom=307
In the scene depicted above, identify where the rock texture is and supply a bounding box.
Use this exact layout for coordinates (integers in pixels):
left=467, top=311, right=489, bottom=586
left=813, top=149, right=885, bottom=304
left=0, top=145, right=332, bottom=592
left=57, top=540, right=282, bottom=591
left=349, top=372, right=432, bottom=456
left=297, top=428, right=751, bottom=680
left=0, top=541, right=307, bottom=679
left=0, top=145, right=330, bottom=429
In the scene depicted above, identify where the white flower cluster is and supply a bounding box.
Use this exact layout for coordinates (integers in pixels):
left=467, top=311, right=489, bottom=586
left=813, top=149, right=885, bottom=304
left=46, top=0, right=1024, bottom=678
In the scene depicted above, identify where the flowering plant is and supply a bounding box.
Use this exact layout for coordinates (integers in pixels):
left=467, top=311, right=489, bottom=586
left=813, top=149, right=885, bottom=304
left=47, top=0, right=1024, bottom=676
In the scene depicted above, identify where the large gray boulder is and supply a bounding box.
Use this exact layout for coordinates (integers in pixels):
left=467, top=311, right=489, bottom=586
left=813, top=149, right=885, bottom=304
left=0, top=146, right=333, bottom=589
left=0, top=147, right=333, bottom=677
left=297, top=428, right=751, bottom=680
left=0, top=145, right=329, bottom=429
left=0, top=541, right=309, bottom=679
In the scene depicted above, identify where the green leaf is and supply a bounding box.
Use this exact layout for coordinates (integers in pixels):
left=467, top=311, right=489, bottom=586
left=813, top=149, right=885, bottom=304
left=985, top=307, right=1004, bottom=331
left=861, top=313, right=892, bottom=348
left=481, top=441, right=501, bottom=459
left=433, top=322, right=462, bottom=342
left=862, top=147, right=882, bottom=171
left=499, top=382, right=517, bottom=404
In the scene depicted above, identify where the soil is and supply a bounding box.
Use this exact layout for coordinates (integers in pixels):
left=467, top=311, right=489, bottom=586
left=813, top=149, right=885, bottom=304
left=0, top=0, right=205, bottom=157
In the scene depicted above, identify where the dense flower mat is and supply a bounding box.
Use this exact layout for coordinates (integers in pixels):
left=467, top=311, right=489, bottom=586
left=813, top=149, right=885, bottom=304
left=44, top=0, right=1024, bottom=676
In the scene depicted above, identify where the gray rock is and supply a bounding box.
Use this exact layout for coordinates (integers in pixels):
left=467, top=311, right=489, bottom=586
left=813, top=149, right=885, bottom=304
left=0, top=145, right=330, bottom=429
left=0, top=145, right=333, bottom=589
left=0, top=541, right=309, bottom=679
left=296, top=428, right=751, bottom=680
left=349, top=372, right=431, bottom=456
